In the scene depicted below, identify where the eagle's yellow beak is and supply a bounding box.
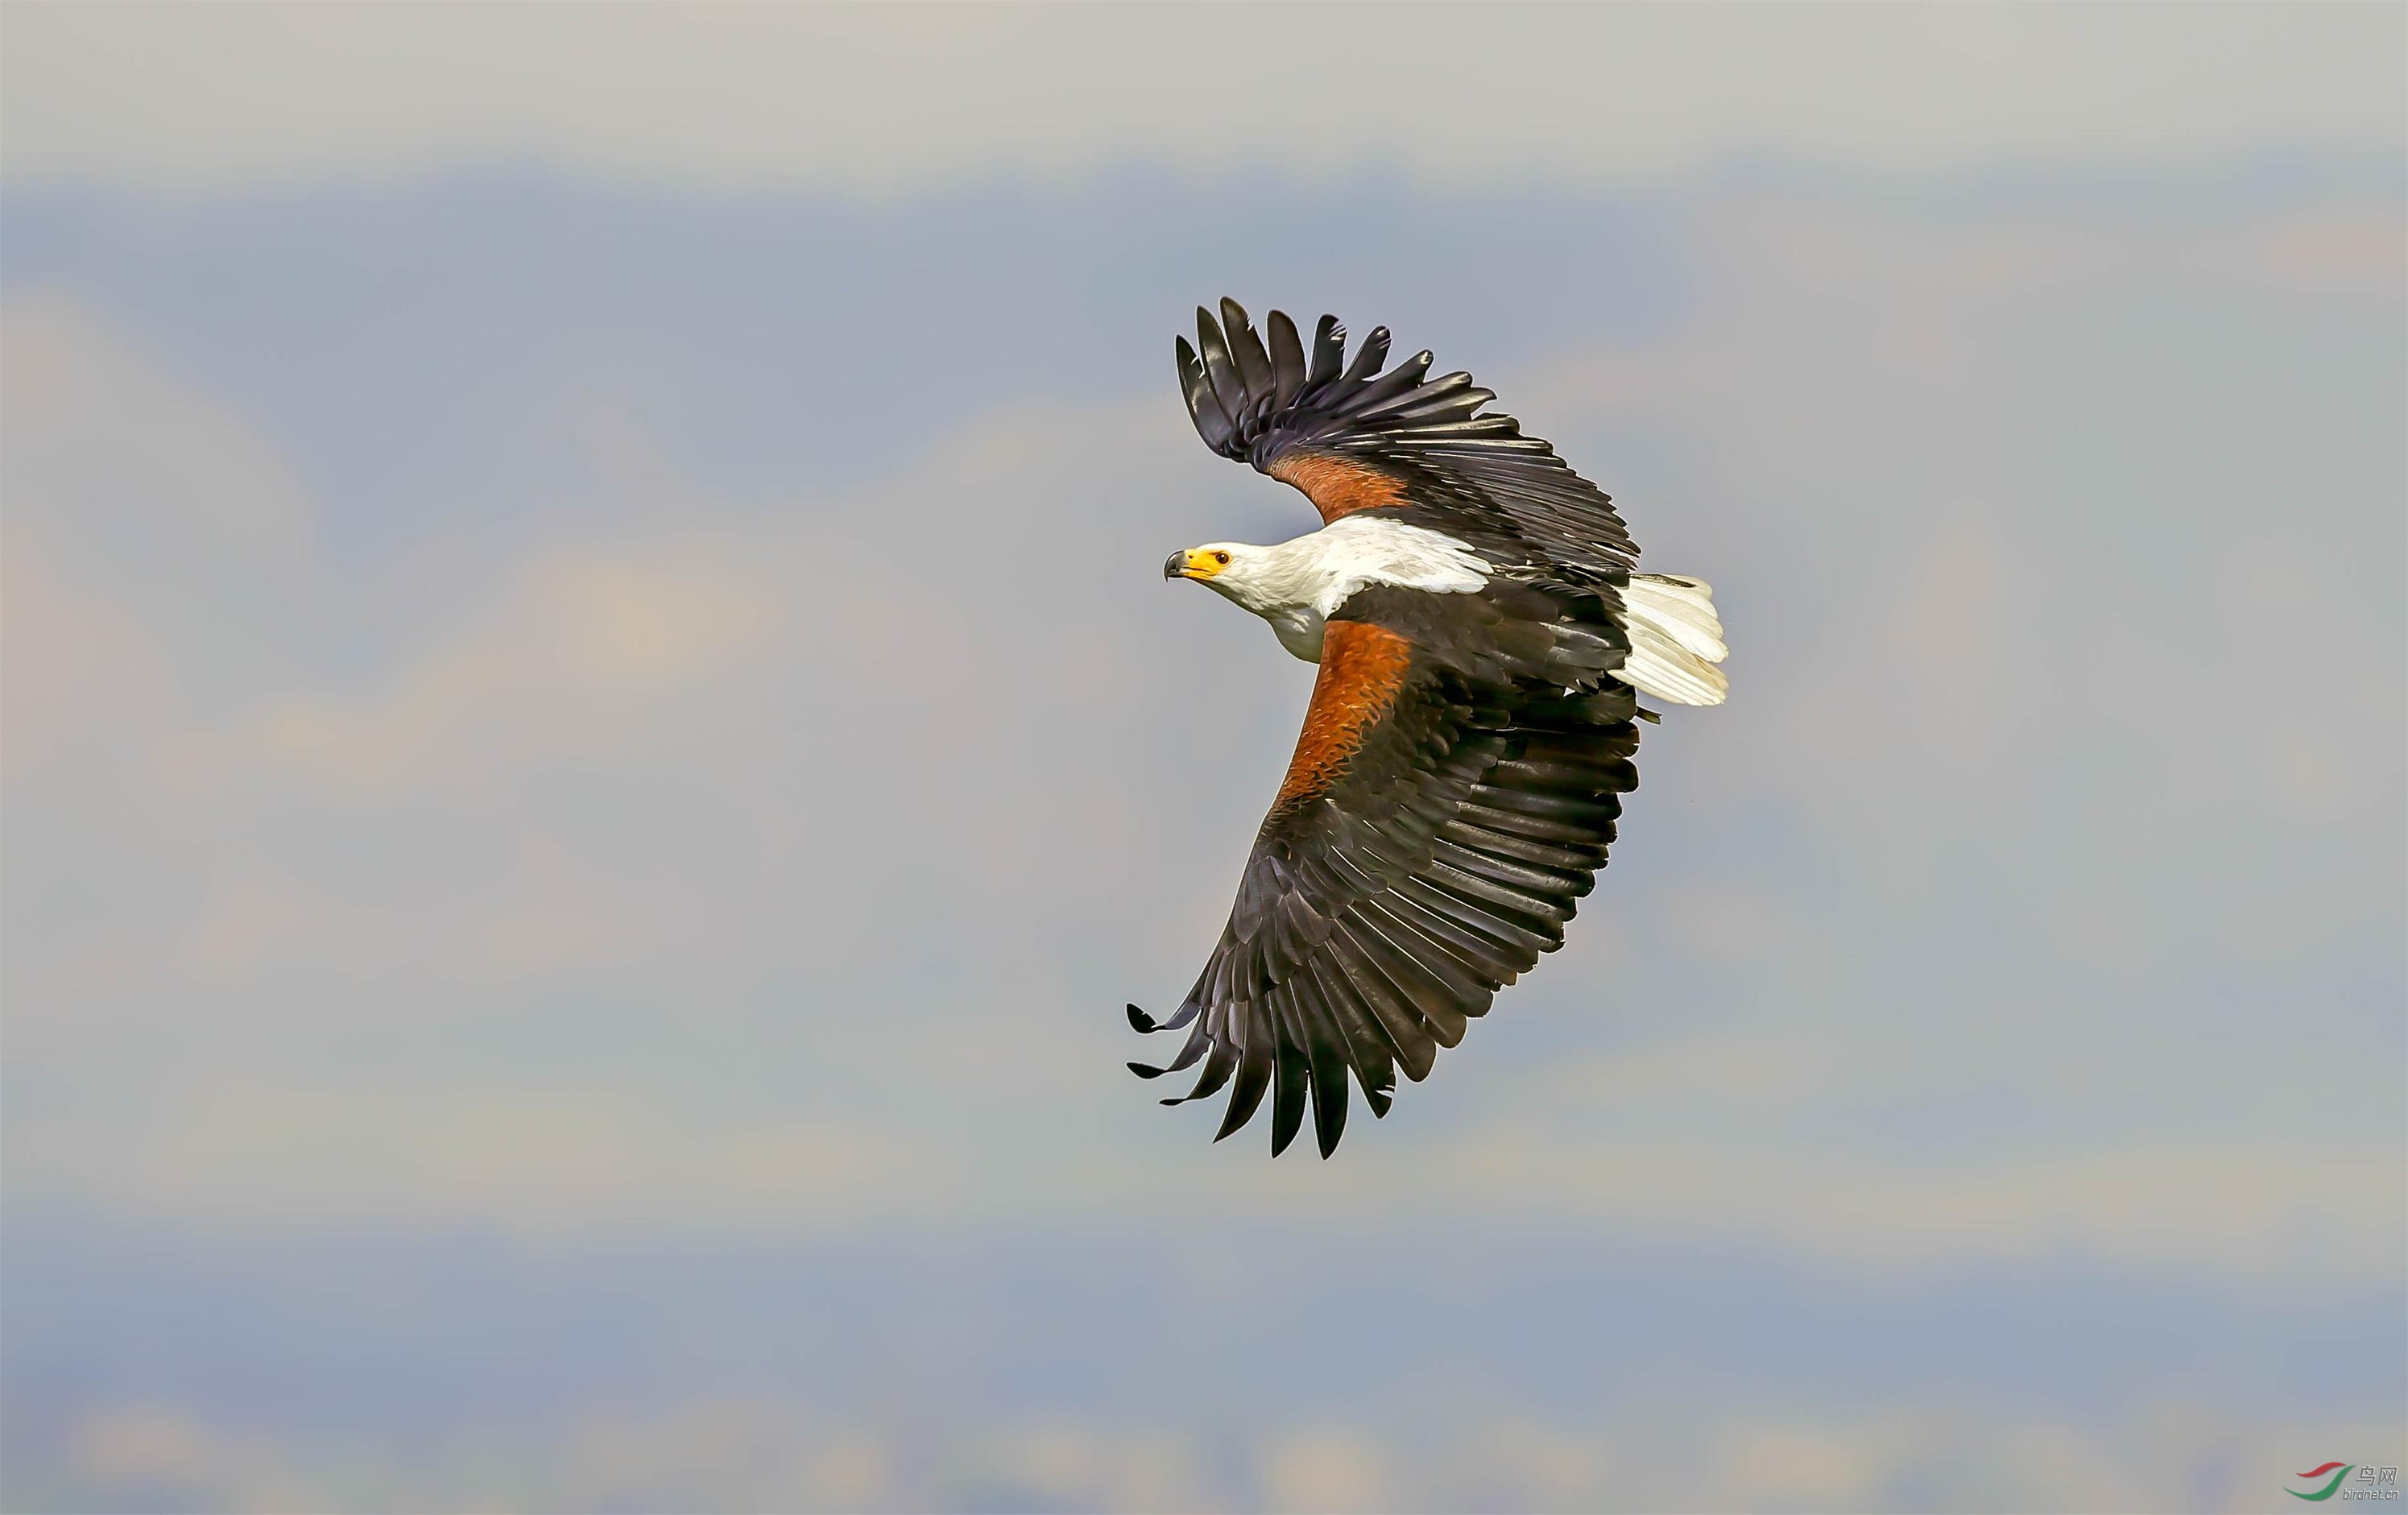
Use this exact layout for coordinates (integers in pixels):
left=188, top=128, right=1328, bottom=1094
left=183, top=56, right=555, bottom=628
left=1164, top=548, right=1226, bottom=581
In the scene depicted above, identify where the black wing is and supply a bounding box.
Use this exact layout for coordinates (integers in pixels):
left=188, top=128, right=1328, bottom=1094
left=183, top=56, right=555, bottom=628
left=1129, top=588, right=1641, bottom=1157
left=1174, top=297, right=1638, bottom=580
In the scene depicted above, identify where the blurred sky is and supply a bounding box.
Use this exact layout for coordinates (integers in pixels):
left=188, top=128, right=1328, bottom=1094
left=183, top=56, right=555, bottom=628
left=3, top=5, right=2404, bottom=1512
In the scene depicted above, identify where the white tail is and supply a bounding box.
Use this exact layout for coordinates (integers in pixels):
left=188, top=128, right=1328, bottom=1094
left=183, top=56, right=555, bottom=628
left=1617, top=574, right=1729, bottom=706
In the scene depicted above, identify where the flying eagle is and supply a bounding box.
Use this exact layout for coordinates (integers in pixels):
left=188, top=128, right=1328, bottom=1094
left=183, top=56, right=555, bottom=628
left=1127, top=300, right=1730, bottom=1158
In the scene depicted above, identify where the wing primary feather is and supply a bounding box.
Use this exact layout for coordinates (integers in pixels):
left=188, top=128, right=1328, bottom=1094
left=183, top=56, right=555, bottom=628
left=1343, top=350, right=1434, bottom=412
left=1432, top=839, right=1591, bottom=900
left=1438, top=818, right=1605, bottom=871
left=1351, top=896, right=1494, bottom=1006
left=1343, top=906, right=1482, bottom=1042
left=1194, top=308, right=1248, bottom=438
left=1325, top=927, right=1440, bottom=1080
left=1488, top=753, right=1636, bottom=790
left=1165, top=1037, right=1237, bottom=1107
left=1282, top=974, right=1356, bottom=1159
left=1421, top=858, right=1573, bottom=929
left=1214, top=1008, right=1273, bottom=1140
left=1469, top=787, right=1624, bottom=826
left=1136, top=1016, right=1214, bottom=1078
left=1175, top=337, right=1235, bottom=453
left=1298, top=952, right=1401, bottom=1099
left=1268, top=990, right=1310, bottom=1157
left=1153, top=995, right=1205, bottom=1033
left=1420, top=864, right=1567, bottom=943
left=1455, top=798, right=1610, bottom=846
left=1266, top=309, right=1306, bottom=412
left=1219, top=297, right=1276, bottom=425
left=1305, top=314, right=1346, bottom=390
left=1307, top=1031, right=1350, bottom=1157
left=1363, top=374, right=1487, bottom=424
left=1379, top=886, right=1529, bottom=980
left=1340, top=325, right=1392, bottom=384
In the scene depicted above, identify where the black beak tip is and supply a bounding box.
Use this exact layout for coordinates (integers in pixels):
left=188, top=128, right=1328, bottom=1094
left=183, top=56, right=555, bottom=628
left=1163, top=551, right=1185, bottom=581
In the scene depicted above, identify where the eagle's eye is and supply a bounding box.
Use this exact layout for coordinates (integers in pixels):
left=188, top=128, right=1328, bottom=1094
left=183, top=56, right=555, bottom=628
left=1213, top=551, right=1231, bottom=565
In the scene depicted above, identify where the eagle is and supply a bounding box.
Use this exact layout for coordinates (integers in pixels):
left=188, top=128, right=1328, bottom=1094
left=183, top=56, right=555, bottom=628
left=1127, top=300, right=1730, bottom=1158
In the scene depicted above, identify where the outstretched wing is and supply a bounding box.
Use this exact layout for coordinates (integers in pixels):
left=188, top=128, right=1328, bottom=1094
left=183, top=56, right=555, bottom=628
left=1129, top=594, right=1641, bottom=1157
left=1174, top=297, right=1637, bottom=580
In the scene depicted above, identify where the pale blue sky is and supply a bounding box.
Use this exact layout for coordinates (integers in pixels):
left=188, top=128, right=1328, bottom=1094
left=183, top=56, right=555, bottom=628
left=3, top=6, right=2403, bottom=1511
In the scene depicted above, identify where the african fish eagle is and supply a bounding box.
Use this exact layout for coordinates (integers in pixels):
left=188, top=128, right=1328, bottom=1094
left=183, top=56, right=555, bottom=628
left=1127, top=300, right=1730, bottom=1158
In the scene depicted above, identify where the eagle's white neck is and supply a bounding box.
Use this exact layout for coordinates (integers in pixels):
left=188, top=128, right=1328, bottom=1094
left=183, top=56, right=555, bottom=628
left=1201, top=516, right=1491, bottom=660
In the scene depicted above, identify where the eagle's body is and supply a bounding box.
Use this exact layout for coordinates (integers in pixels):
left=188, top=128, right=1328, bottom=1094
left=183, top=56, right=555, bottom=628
left=1131, top=301, right=1729, bottom=1157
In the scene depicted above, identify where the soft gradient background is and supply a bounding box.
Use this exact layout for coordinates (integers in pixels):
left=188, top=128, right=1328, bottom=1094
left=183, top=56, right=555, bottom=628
left=4, top=6, right=2402, bottom=1511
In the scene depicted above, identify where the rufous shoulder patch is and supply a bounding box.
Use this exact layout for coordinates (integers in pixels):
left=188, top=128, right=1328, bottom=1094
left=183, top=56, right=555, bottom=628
left=1268, top=451, right=1409, bottom=522
left=1274, top=622, right=1414, bottom=808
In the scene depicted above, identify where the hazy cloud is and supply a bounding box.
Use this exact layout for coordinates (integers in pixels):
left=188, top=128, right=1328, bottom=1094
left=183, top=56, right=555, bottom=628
left=20, top=1392, right=2408, bottom=1513
left=5, top=4, right=2402, bottom=194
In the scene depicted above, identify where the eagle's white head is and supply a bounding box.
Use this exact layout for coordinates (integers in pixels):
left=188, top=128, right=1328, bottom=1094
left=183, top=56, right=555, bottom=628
left=1162, top=541, right=1289, bottom=611
left=1162, top=540, right=1337, bottom=660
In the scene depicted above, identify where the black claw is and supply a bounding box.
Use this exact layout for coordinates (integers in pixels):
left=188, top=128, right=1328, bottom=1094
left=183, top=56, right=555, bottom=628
left=1127, top=1003, right=1158, bottom=1033
left=1127, top=1061, right=1166, bottom=1079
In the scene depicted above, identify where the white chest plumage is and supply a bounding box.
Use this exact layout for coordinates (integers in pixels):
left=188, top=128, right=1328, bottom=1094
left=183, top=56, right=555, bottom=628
left=1210, top=516, right=1492, bottom=663
left=1265, top=606, right=1328, bottom=662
